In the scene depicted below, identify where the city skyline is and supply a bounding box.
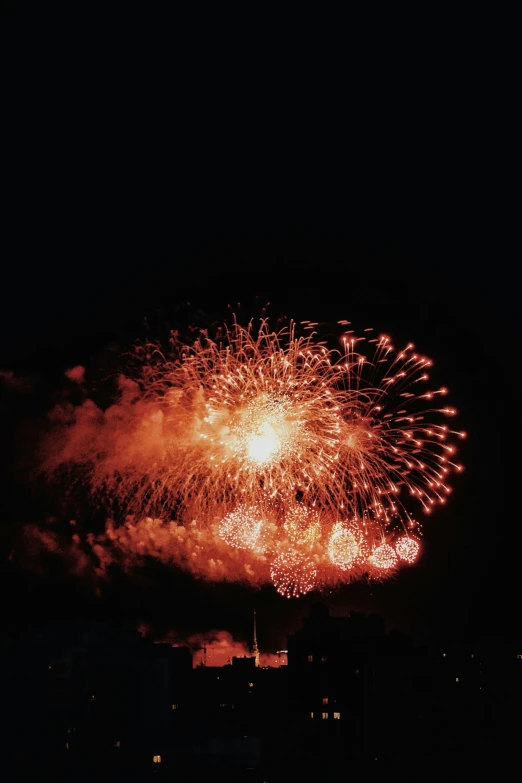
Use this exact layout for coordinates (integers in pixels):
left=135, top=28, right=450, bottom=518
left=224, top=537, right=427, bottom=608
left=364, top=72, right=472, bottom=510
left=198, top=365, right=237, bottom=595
left=3, top=599, right=520, bottom=778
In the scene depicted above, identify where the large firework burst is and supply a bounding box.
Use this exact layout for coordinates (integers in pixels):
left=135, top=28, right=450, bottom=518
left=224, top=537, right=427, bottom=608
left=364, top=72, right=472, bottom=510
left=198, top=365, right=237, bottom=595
left=42, top=315, right=465, bottom=596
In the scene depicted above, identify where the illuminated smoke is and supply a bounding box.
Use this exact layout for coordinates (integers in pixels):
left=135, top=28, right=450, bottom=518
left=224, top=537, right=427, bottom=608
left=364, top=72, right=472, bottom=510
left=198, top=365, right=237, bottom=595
left=65, top=365, right=86, bottom=384
left=153, top=629, right=286, bottom=668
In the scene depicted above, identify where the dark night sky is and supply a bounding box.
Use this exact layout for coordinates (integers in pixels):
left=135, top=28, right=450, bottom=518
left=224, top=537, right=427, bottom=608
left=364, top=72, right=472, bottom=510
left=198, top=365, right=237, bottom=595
left=1, top=7, right=519, bottom=653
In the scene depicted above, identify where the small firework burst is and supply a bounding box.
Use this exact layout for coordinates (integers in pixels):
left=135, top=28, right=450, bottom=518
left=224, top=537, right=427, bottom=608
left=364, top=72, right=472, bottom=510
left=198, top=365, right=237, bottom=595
left=328, top=521, right=368, bottom=571
left=283, top=504, right=322, bottom=547
left=218, top=504, right=266, bottom=551
left=395, top=535, right=420, bottom=563
left=270, top=549, right=317, bottom=598
left=368, top=543, right=399, bottom=571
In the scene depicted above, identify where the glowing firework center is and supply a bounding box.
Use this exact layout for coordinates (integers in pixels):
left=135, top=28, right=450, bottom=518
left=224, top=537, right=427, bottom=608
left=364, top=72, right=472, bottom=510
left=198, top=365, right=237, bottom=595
left=52, top=317, right=464, bottom=597
left=236, top=396, right=299, bottom=467
left=247, top=423, right=279, bottom=464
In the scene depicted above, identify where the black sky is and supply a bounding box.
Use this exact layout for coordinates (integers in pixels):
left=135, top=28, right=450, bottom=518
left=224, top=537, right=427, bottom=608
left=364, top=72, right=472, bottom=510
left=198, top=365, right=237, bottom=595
left=2, top=6, right=519, bottom=652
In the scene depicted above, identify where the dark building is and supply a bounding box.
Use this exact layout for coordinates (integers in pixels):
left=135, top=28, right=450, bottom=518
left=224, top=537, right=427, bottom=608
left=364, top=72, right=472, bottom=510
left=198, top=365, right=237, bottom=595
left=1, top=623, right=193, bottom=779
left=171, top=656, right=289, bottom=774
left=2, top=610, right=521, bottom=780
left=285, top=603, right=385, bottom=771
left=284, top=603, right=522, bottom=778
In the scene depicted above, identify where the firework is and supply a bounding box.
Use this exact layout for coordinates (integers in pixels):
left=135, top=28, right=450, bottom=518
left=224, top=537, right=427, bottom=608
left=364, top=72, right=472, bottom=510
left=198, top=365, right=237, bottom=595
left=270, top=549, right=317, bottom=598
left=328, top=520, right=368, bottom=571
left=368, top=543, right=398, bottom=571
left=283, top=504, right=322, bottom=547
left=218, top=504, right=266, bottom=551
left=395, top=535, right=420, bottom=564
left=334, top=332, right=465, bottom=527
left=41, top=314, right=464, bottom=596
left=170, top=320, right=348, bottom=522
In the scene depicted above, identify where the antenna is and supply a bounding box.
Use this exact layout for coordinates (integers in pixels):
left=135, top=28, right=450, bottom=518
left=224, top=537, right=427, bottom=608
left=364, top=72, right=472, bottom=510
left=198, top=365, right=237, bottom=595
left=252, top=611, right=260, bottom=667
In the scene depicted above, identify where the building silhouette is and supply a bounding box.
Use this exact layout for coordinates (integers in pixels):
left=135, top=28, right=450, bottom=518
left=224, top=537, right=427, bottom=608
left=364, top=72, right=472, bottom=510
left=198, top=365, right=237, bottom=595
left=252, top=610, right=260, bottom=667
left=1, top=606, right=521, bottom=780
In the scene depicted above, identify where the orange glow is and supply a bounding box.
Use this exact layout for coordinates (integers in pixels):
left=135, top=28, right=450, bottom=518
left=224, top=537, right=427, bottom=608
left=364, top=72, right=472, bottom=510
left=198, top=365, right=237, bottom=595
left=40, top=315, right=464, bottom=596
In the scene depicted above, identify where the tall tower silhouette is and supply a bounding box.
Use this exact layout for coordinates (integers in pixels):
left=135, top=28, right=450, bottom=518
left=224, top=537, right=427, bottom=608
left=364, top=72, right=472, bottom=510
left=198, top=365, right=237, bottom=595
left=252, top=610, right=260, bottom=667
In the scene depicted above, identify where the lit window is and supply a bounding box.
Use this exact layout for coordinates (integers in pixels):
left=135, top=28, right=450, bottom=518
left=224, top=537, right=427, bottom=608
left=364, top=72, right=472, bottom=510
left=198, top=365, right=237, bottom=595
left=172, top=704, right=178, bottom=710
left=309, top=712, right=314, bottom=719
left=322, top=697, right=328, bottom=705
left=517, top=654, right=522, bottom=659
left=455, top=677, right=459, bottom=683
left=219, top=703, right=227, bottom=708
left=333, top=712, right=340, bottom=719
left=321, top=655, right=327, bottom=663
left=153, top=755, right=162, bottom=764
left=248, top=682, right=254, bottom=688
left=322, top=712, right=328, bottom=720
left=307, top=655, right=313, bottom=663
left=114, top=740, right=120, bottom=748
